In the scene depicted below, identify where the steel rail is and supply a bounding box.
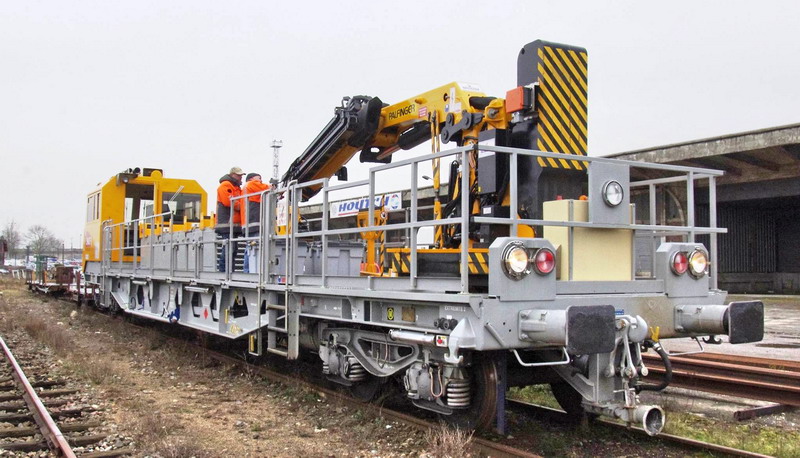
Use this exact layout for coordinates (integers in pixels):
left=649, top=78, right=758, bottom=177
left=507, top=400, right=774, bottom=458
left=0, top=335, right=76, bottom=457
left=642, top=352, right=800, bottom=407
left=666, top=351, right=800, bottom=372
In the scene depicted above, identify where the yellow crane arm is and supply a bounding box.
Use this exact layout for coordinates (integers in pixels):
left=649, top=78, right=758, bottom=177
left=281, top=83, right=510, bottom=200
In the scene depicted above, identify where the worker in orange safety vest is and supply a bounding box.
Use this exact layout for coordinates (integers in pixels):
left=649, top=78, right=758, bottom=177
left=215, top=166, right=244, bottom=272
left=240, top=172, right=271, bottom=273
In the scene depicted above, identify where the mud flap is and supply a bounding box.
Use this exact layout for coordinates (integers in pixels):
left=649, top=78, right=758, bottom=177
left=109, top=291, right=128, bottom=310
left=566, top=305, right=616, bottom=354
left=727, top=301, right=764, bottom=344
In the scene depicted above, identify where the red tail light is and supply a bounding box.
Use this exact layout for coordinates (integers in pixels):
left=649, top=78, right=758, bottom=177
left=533, top=248, right=555, bottom=275
left=670, top=251, right=688, bottom=275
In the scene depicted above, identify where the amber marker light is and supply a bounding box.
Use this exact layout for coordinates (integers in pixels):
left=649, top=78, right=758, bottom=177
left=502, top=241, right=531, bottom=280
left=688, top=249, right=709, bottom=278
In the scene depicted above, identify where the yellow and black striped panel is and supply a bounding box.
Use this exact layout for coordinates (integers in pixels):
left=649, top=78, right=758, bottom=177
left=389, top=250, right=410, bottom=274
left=386, top=249, right=489, bottom=276
left=518, top=40, right=588, bottom=170
left=378, top=231, right=386, bottom=268
left=465, top=251, right=488, bottom=275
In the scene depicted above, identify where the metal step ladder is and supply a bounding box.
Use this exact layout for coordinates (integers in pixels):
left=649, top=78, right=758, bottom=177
left=214, top=241, right=246, bottom=272
left=247, top=294, right=298, bottom=358
left=266, top=300, right=289, bottom=357
left=257, top=184, right=299, bottom=359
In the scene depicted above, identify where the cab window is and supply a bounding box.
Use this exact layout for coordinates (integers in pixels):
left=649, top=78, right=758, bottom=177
left=86, top=193, right=100, bottom=222
left=163, top=193, right=202, bottom=223
left=124, top=184, right=155, bottom=222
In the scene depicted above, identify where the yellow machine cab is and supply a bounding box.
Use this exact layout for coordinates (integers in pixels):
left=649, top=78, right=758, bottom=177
left=82, top=167, right=211, bottom=267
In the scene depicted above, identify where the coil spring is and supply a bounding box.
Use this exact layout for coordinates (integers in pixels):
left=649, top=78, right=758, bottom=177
left=322, top=362, right=330, bottom=375
left=345, top=356, right=367, bottom=382
left=446, top=378, right=471, bottom=408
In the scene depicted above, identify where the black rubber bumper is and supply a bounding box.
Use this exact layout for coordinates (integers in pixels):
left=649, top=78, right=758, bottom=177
left=566, top=305, right=616, bottom=354
left=726, top=301, right=765, bottom=344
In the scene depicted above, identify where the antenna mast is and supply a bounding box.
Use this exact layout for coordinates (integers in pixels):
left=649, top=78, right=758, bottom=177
left=271, top=139, right=283, bottom=181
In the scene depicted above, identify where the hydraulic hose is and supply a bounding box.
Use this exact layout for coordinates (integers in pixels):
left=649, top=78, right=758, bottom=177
left=636, top=340, right=672, bottom=393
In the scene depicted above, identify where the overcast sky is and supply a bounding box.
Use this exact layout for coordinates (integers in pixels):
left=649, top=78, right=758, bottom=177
left=2, top=0, right=799, bottom=245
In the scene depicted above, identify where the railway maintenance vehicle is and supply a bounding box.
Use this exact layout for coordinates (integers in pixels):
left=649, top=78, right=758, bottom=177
left=81, top=39, right=764, bottom=436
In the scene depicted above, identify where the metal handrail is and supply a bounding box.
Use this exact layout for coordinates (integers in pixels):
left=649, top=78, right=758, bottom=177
left=101, top=211, right=173, bottom=275
left=284, top=147, right=721, bottom=238
left=277, top=144, right=721, bottom=289
left=100, top=144, right=723, bottom=292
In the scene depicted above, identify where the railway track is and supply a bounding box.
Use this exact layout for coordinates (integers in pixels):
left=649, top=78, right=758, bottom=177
left=0, top=334, right=74, bottom=456
left=0, top=335, right=132, bottom=457
left=130, top=319, right=540, bottom=458
left=642, top=351, right=800, bottom=407
left=23, top=286, right=796, bottom=456
left=193, top=333, right=784, bottom=457
left=106, top=312, right=771, bottom=458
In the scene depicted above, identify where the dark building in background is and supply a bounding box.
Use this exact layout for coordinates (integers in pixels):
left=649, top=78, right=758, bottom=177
left=610, top=123, right=800, bottom=294
left=0, top=238, right=6, bottom=266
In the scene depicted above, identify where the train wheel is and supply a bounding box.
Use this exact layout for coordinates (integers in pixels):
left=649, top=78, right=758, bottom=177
left=550, top=382, right=587, bottom=420
left=348, top=376, right=385, bottom=402
left=442, top=354, right=498, bottom=431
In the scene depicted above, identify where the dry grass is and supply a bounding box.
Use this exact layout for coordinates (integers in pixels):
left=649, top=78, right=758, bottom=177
left=150, top=440, right=214, bottom=458
left=67, top=356, right=117, bottom=385
left=0, top=276, right=23, bottom=289
left=20, top=315, right=73, bottom=356
left=423, top=423, right=474, bottom=458
left=7, top=303, right=120, bottom=386
left=664, top=411, right=800, bottom=457
left=0, top=282, right=123, bottom=387
left=508, top=384, right=561, bottom=410
left=137, top=409, right=177, bottom=441
left=128, top=409, right=213, bottom=458
left=144, top=326, right=168, bottom=350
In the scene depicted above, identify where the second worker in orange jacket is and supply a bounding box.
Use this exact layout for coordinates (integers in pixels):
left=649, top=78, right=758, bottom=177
left=240, top=172, right=271, bottom=234
left=241, top=172, right=270, bottom=273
